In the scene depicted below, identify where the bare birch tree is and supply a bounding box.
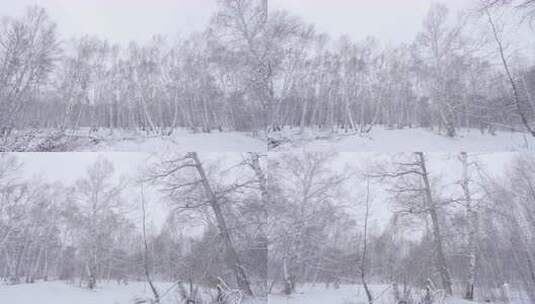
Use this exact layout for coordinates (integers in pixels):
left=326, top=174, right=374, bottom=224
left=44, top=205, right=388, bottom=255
left=149, top=153, right=255, bottom=296
left=371, top=152, right=453, bottom=296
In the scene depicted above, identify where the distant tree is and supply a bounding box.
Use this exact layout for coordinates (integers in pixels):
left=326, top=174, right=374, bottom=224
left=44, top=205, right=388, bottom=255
left=483, top=0, right=535, bottom=25
left=73, top=158, right=124, bottom=289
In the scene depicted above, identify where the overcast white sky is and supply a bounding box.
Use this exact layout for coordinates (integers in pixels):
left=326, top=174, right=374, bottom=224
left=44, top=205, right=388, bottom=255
left=17, top=152, right=150, bottom=184
left=6, top=151, right=524, bottom=239
left=0, top=0, right=218, bottom=45
left=272, top=0, right=477, bottom=45
left=270, top=151, right=519, bottom=235
left=15, top=152, right=257, bottom=234
left=1, top=0, right=531, bottom=47
left=15, top=152, right=164, bottom=231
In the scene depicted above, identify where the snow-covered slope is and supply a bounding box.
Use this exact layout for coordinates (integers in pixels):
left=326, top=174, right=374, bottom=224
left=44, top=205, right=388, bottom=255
left=270, top=127, right=535, bottom=152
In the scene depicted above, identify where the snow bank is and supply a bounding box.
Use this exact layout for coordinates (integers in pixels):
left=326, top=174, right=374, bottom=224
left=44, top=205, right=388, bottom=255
left=270, top=126, right=535, bottom=152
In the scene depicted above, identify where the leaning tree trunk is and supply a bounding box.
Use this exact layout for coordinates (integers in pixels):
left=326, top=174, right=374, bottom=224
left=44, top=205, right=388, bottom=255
left=416, top=152, right=453, bottom=296
left=486, top=9, right=535, bottom=137
left=190, top=153, right=254, bottom=296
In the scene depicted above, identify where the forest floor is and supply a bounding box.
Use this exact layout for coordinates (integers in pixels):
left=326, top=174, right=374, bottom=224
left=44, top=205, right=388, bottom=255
left=4, top=128, right=266, bottom=152
left=269, top=126, right=535, bottom=152
left=0, top=280, right=267, bottom=304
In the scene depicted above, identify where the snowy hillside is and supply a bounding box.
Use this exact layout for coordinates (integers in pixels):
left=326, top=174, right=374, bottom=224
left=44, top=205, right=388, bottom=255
left=269, top=127, right=535, bottom=152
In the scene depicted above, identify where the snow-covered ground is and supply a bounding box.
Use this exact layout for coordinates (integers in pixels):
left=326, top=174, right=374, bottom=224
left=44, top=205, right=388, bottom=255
left=85, top=130, right=266, bottom=152
left=2, top=281, right=525, bottom=304
left=269, top=284, right=394, bottom=304
left=0, top=281, right=266, bottom=304
left=0, top=281, right=172, bottom=304
left=3, top=128, right=266, bottom=152
left=269, top=283, right=528, bottom=304
left=8, top=126, right=534, bottom=152
left=269, top=127, right=535, bottom=152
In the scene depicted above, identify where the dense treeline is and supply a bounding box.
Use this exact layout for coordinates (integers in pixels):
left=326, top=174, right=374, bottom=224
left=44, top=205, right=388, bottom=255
left=3, top=0, right=535, bottom=147
left=0, top=153, right=267, bottom=300
left=268, top=152, right=535, bottom=303
left=0, top=1, right=268, bottom=140
left=270, top=2, right=535, bottom=137
left=2, top=0, right=535, bottom=143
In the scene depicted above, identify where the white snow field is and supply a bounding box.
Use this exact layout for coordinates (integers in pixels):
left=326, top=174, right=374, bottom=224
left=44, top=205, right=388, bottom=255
left=0, top=281, right=266, bottom=304
left=269, top=284, right=448, bottom=304
left=269, top=284, right=370, bottom=304
left=84, top=130, right=266, bottom=152
left=268, top=284, right=524, bottom=304
left=269, top=127, right=535, bottom=152
left=3, top=128, right=266, bottom=152
left=0, top=281, right=172, bottom=304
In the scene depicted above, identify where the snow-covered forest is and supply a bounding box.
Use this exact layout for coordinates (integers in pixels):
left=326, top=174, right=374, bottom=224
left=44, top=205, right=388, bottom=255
left=2, top=0, right=535, bottom=152
left=0, top=153, right=268, bottom=303
left=6, top=150, right=535, bottom=304
left=269, top=0, right=535, bottom=151
left=0, top=1, right=268, bottom=151
left=267, top=151, right=535, bottom=303
left=3, top=0, right=535, bottom=303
